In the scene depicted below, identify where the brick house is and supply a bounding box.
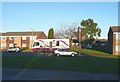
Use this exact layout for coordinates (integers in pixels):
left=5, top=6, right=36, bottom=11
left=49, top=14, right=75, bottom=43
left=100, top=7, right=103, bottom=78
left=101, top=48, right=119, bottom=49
left=0, top=31, right=46, bottom=49
left=108, top=26, right=120, bottom=55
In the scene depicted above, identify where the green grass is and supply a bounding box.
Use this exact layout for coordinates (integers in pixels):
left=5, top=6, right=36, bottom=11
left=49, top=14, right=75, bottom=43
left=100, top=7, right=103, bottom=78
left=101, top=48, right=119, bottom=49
left=2, top=47, right=119, bottom=74
left=71, top=47, right=119, bottom=58
left=22, top=49, right=32, bottom=52
left=0, top=49, right=5, bottom=52
left=2, top=56, right=118, bottom=74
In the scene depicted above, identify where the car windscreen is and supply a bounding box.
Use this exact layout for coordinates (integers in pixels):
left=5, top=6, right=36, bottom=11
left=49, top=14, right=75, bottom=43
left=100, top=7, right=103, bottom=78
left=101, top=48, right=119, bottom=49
left=61, top=49, right=70, bottom=52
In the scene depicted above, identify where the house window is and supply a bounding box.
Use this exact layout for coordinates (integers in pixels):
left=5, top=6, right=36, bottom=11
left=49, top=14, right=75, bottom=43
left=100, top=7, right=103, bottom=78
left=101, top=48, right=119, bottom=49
left=116, top=34, right=120, bottom=40
left=30, top=36, right=32, bottom=40
left=56, top=41, right=59, bottom=46
left=30, top=36, right=36, bottom=40
left=22, top=36, right=26, bottom=40
left=1, top=44, right=6, bottom=48
left=22, top=44, right=26, bottom=47
left=1, top=37, right=6, bottom=40
left=116, top=45, right=120, bottom=51
left=9, top=44, right=13, bottom=47
left=9, top=37, right=16, bottom=40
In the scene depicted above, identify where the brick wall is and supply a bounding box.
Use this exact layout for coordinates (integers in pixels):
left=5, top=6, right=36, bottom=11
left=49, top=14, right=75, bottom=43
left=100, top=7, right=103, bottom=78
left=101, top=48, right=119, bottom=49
left=113, top=34, right=116, bottom=55
left=0, top=31, right=47, bottom=49
left=6, top=37, right=14, bottom=48
left=22, top=37, right=30, bottom=48
left=113, top=33, right=120, bottom=55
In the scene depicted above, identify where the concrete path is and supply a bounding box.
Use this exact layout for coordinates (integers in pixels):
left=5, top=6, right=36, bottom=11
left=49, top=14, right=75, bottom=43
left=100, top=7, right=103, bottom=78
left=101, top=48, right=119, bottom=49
left=2, top=68, right=119, bottom=80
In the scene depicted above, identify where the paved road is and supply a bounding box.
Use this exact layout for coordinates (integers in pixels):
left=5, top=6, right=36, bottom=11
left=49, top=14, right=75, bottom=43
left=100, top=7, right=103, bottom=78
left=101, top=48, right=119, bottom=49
left=2, top=52, right=53, bottom=56
left=2, top=68, right=119, bottom=80
left=1, top=52, right=84, bottom=57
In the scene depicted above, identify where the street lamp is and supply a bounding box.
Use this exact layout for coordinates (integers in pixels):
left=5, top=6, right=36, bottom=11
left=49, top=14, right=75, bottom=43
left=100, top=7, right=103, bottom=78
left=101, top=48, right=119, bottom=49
left=31, top=28, right=33, bottom=48
left=78, top=27, right=80, bottom=47
left=78, top=26, right=81, bottom=56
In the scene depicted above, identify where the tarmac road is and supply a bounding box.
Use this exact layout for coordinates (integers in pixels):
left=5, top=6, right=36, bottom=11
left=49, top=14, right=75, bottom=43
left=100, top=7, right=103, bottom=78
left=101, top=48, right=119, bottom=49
left=1, top=52, right=53, bottom=56
left=1, top=52, right=84, bottom=57
left=2, top=68, right=119, bottom=80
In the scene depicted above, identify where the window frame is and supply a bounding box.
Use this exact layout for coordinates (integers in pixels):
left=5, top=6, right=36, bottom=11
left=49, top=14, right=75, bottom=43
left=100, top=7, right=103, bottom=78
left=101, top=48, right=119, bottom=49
left=22, top=36, right=26, bottom=40
left=9, top=44, right=14, bottom=47
left=116, top=33, right=120, bottom=40
left=9, top=37, right=16, bottom=40
left=22, top=44, right=26, bottom=47
left=1, top=37, right=6, bottom=40
left=115, top=45, right=120, bottom=51
left=1, top=44, right=6, bottom=48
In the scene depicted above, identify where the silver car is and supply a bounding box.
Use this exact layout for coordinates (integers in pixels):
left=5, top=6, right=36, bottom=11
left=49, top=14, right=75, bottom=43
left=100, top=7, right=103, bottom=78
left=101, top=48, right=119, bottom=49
left=54, top=49, right=78, bottom=56
left=6, top=47, right=21, bottom=52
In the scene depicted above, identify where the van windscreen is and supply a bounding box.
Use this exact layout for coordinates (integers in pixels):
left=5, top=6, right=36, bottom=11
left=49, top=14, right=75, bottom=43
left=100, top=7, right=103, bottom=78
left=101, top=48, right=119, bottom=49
left=34, top=42, right=39, bottom=46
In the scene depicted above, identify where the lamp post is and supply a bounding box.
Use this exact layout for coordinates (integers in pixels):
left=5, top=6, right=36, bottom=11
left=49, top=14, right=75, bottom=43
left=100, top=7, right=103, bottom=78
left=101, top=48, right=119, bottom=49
left=78, top=26, right=81, bottom=56
left=31, top=28, right=33, bottom=48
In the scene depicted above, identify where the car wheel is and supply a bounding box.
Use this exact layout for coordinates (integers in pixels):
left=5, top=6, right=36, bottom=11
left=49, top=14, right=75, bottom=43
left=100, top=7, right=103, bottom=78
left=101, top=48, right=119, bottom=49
left=16, top=50, right=18, bottom=52
left=56, top=53, right=60, bottom=56
left=71, top=53, right=75, bottom=57
left=7, top=50, right=9, bottom=52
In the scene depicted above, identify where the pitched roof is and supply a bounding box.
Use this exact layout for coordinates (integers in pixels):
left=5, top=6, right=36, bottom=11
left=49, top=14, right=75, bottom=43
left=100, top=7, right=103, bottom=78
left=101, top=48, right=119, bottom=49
left=110, top=26, right=120, bottom=32
left=1, top=31, right=46, bottom=36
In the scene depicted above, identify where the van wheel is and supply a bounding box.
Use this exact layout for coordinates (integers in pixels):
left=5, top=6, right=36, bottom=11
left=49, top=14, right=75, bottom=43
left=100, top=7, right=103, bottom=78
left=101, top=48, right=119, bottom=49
left=56, top=53, right=60, bottom=56
left=71, top=53, right=75, bottom=57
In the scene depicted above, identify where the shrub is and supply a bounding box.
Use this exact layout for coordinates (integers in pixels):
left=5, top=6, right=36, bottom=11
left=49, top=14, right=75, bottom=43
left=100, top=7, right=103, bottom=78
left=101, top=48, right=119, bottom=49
left=21, top=47, right=29, bottom=50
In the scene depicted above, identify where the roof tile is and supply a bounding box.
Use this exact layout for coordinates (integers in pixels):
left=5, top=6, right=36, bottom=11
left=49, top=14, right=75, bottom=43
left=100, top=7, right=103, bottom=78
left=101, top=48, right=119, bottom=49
left=110, top=26, right=120, bottom=32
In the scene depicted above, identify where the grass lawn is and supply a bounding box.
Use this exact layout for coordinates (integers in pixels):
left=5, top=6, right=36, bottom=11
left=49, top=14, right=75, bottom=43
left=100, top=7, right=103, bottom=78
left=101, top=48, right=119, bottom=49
left=0, top=49, right=5, bottom=52
left=71, top=47, right=119, bottom=58
left=2, top=55, right=118, bottom=74
left=22, top=49, right=32, bottom=52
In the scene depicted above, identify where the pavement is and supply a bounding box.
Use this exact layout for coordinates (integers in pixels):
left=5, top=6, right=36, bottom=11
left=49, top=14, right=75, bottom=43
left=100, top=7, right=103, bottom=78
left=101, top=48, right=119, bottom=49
left=2, top=68, right=119, bottom=80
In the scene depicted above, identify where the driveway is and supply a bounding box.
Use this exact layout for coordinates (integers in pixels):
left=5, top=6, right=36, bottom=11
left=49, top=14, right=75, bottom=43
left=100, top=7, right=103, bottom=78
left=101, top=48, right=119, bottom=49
left=2, top=68, right=119, bottom=80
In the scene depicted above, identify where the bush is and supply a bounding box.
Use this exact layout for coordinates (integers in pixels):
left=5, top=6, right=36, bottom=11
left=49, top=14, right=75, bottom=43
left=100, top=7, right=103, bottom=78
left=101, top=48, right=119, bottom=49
left=91, top=44, right=108, bottom=53
left=21, top=47, right=29, bottom=50
left=0, top=48, right=7, bottom=52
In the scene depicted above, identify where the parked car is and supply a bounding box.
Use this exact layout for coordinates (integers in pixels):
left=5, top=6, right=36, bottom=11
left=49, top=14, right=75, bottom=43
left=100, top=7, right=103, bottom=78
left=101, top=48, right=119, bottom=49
left=54, top=48, right=78, bottom=56
left=6, top=46, right=21, bottom=52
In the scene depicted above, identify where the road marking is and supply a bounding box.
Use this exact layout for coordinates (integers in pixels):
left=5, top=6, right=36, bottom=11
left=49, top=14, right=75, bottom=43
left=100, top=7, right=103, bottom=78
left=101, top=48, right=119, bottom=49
left=14, top=56, right=38, bottom=80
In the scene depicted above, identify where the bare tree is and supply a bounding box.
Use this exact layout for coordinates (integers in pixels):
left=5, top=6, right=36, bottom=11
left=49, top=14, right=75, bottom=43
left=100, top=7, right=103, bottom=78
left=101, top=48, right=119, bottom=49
left=54, top=23, right=78, bottom=39
left=54, top=26, right=67, bottom=39
left=54, top=23, right=79, bottom=48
